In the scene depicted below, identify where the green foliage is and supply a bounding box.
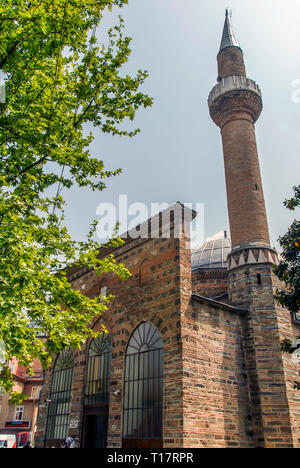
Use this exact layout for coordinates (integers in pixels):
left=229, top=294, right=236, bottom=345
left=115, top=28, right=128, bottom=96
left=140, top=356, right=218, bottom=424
left=284, top=186, right=300, bottom=211
left=276, top=186, right=300, bottom=390
left=274, top=186, right=300, bottom=314
left=0, top=0, right=152, bottom=401
left=280, top=338, right=294, bottom=354
left=293, top=381, right=300, bottom=391
left=0, top=365, right=28, bottom=405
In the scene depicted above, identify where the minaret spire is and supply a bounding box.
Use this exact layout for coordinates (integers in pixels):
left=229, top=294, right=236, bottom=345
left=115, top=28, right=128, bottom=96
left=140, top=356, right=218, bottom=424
left=219, top=9, right=240, bottom=52
left=216, top=10, right=246, bottom=81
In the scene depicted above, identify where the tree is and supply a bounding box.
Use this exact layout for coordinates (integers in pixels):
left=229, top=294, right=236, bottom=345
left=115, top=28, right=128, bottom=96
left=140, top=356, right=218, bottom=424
left=0, top=0, right=153, bottom=402
left=274, top=186, right=300, bottom=314
left=274, top=186, right=300, bottom=388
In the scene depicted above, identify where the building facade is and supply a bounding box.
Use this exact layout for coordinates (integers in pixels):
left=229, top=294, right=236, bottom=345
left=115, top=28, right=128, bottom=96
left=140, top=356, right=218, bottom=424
left=35, top=13, right=300, bottom=448
left=0, top=358, right=43, bottom=446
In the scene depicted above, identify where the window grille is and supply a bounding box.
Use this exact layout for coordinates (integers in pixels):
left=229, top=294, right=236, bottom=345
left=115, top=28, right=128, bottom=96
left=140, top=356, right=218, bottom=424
left=45, top=348, right=74, bottom=442
left=123, top=322, right=163, bottom=443
left=84, top=333, right=112, bottom=407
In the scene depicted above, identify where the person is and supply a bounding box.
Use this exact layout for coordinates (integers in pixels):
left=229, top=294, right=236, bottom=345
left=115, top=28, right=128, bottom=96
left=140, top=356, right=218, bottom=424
left=63, top=436, right=76, bottom=448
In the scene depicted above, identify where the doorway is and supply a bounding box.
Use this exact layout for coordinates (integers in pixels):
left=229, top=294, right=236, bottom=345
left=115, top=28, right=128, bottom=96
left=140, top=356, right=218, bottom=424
left=83, top=410, right=108, bottom=448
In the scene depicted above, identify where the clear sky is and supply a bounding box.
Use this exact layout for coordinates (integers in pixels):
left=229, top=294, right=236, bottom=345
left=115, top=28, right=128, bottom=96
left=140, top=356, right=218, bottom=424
left=61, top=0, right=300, bottom=249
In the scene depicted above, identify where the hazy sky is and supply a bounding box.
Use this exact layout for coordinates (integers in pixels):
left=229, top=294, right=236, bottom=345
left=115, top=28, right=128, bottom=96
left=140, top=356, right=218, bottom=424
left=61, top=0, right=300, bottom=249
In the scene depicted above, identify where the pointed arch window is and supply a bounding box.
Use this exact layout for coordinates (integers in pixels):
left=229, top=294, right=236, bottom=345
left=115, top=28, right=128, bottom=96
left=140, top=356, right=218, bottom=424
left=85, top=333, right=112, bottom=407
left=45, top=348, right=74, bottom=443
left=123, top=322, right=164, bottom=448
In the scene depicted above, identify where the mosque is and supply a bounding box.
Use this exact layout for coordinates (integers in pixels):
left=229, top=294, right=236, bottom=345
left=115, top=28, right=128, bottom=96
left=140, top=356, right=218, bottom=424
left=35, top=12, right=300, bottom=448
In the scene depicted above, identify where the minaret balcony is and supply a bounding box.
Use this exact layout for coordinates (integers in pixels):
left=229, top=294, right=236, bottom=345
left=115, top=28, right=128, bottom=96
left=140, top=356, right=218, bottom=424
left=208, top=75, right=262, bottom=108
left=208, top=75, right=263, bottom=127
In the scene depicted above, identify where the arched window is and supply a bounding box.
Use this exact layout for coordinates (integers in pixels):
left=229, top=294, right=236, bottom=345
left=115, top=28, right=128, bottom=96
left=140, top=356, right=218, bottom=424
left=85, top=333, right=112, bottom=406
left=82, top=333, right=112, bottom=448
left=45, top=348, right=74, bottom=444
left=123, top=322, right=164, bottom=448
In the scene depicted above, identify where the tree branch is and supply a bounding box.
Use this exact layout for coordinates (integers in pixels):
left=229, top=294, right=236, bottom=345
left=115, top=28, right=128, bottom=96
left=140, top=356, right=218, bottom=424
left=0, top=41, right=19, bottom=68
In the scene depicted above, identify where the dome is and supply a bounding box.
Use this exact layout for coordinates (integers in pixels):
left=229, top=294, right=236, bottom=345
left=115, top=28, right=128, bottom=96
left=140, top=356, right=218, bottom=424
left=192, top=237, right=231, bottom=271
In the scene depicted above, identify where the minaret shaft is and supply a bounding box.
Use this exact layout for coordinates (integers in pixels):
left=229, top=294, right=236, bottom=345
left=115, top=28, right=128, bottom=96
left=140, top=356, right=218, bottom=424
left=221, top=115, right=270, bottom=248
left=217, top=47, right=246, bottom=80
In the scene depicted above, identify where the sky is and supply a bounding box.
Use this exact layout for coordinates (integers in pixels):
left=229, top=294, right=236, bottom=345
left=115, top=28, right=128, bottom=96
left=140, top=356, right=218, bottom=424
left=61, top=0, right=300, bottom=250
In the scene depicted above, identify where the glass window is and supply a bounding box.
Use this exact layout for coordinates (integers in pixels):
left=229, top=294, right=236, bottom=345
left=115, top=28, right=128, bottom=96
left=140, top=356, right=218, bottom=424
left=15, top=406, right=24, bottom=421
left=123, top=322, right=163, bottom=443
left=84, top=333, right=112, bottom=407
left=31, top=387, right=41, bottom=399
left=45, top=348, right=74, bottom=442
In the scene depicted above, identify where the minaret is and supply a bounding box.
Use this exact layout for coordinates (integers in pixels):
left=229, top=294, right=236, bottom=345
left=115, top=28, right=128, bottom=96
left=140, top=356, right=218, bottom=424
left=208, top=10, right=280, bottom=296
left=209, top=10, right=272, bottom=256
left=208, top=11, right=296, bottom=448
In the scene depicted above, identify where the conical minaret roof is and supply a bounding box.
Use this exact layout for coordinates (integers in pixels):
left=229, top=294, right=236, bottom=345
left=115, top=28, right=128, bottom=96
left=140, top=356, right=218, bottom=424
left=219, top=10, right=240, bottom=52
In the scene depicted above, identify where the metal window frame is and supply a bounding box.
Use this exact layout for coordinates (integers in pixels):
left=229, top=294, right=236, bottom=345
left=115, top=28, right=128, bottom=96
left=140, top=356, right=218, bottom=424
left=84, top=334, right=112, bottom=408
left=123, top=322, right=164, bottom=443
left=45, top=348, right=75, bottom=443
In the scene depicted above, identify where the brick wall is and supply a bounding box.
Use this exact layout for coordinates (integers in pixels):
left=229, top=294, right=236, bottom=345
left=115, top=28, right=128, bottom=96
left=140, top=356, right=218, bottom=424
left=35, top=207, right=194, bottom=448
left=228, top=263, right=300, bottom=448
left=181, top=297, right=253, bottom=448
left=192, top=270, right=228, bottom=300
left=34, top=216, right=300, bottom=448
left=221, top=115, right=270, bottom=248
left=217, top=47, right=246, bottom=80
left=271, top=275, right=300, bottom=448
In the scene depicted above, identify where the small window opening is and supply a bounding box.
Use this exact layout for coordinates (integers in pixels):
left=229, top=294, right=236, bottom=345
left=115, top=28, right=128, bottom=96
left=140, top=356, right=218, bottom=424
left=257, top=274, right=262, bottom=285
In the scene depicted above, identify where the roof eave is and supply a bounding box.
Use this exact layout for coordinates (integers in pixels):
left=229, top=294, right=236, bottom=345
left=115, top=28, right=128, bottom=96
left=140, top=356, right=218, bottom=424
left=192, top=293, right=248, bottom=315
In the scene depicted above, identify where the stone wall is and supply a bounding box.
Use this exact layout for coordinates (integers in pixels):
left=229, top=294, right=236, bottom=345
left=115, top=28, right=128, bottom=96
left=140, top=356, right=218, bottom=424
left=272, top=275, right=300, bottom=448
left=192, top=270, right=228, bottom=300
left=35, top=209, right=193, bottom=448
left=34, top=220, right=300, bottom=449
left=181, top=297, right=253, bottom=448
left=228, top=263, right=300, bottom=448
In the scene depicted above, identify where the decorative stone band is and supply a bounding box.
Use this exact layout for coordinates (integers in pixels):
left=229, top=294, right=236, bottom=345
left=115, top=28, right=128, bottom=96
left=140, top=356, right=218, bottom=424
left=208, top=75, right=262, bottom=108
left=227, top=247, right=279, bottom=271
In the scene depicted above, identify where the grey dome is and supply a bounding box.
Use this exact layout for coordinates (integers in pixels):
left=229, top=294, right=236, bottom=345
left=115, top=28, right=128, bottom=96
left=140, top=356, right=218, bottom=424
left=192, top=238, right=231, bottom=271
